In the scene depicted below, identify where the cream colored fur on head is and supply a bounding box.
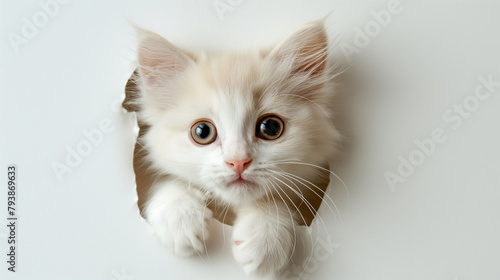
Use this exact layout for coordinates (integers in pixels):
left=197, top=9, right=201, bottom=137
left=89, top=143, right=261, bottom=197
left=136, top=20, right=341, bottom=276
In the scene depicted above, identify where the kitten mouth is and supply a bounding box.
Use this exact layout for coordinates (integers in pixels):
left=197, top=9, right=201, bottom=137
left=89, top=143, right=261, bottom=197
left=227, top=176, right=254, bottom=187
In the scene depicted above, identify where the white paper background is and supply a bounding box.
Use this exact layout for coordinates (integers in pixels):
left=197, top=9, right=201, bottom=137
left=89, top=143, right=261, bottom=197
left=1, top=0, right=500, bottom=279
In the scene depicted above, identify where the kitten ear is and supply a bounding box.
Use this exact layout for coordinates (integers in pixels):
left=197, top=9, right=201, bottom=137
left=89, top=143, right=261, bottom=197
left=270, top=21, right=329, bottom=77
left=137, top=30, right=193, bottom=88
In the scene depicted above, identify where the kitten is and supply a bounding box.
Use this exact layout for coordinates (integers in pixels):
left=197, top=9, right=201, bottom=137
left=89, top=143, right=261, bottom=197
left=134, top=20, right=341, bottom=276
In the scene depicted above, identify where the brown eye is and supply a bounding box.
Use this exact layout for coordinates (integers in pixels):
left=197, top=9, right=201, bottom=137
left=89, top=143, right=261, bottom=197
left=191, top=120, right=217, bottom=145
left=256, top=115, right=284, bottom=140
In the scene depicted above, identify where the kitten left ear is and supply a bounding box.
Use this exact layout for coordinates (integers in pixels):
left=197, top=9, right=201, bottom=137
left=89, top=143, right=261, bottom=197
left=137, top=30, right=193, bottom=88
left=270, top=21, right=329, bottom=77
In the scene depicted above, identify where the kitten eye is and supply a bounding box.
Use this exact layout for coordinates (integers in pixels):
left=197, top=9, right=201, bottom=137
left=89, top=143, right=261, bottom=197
left=256, top=115, right=284, bottom=140
left=191, top=120, right=217, bottom=145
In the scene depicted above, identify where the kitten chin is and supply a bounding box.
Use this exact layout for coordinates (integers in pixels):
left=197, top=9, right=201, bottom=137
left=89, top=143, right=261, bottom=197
left=131, top=19, right=342, bottom=276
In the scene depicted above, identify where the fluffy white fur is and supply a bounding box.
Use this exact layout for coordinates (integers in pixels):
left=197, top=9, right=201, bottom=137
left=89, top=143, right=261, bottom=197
left=136, top=20, right=341, bottom=276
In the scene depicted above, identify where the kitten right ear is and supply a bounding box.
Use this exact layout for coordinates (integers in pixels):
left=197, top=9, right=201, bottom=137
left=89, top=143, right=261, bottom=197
left=269, top=20, right=328, bottom=77
left=137, top=30, right=192, bottom=88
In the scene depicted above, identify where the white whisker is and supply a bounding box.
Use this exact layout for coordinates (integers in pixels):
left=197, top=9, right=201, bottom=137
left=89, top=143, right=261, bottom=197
left=273, top=169, right=344, bottom=227
left=271, top=160, right=350, bottom=197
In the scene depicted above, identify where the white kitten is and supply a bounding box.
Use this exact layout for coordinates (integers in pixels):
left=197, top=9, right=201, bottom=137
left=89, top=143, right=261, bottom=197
left=135, top=20, right=341, bottom=276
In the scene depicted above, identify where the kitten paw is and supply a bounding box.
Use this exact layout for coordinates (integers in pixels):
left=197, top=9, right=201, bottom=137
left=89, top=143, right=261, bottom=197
left=149, top=199, right=212, bottom=257
left=232, top=211, right=295, bottom=276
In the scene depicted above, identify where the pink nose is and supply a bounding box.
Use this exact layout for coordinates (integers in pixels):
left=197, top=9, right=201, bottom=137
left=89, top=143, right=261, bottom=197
left=226, top=158, right=252, bottom=175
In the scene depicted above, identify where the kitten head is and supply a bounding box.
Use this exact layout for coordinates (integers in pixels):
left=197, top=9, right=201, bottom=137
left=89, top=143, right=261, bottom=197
left=136, top=21, right=341, bottom=205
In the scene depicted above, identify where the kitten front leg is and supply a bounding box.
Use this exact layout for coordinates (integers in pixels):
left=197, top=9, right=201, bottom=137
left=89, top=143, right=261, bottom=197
left=144, top=179, right=212, bottom=257
left=232, top=201, right=296, bottom=276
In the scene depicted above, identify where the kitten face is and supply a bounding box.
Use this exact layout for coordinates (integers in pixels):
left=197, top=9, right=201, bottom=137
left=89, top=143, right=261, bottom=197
left=137, top=23, right=340, bottom=205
